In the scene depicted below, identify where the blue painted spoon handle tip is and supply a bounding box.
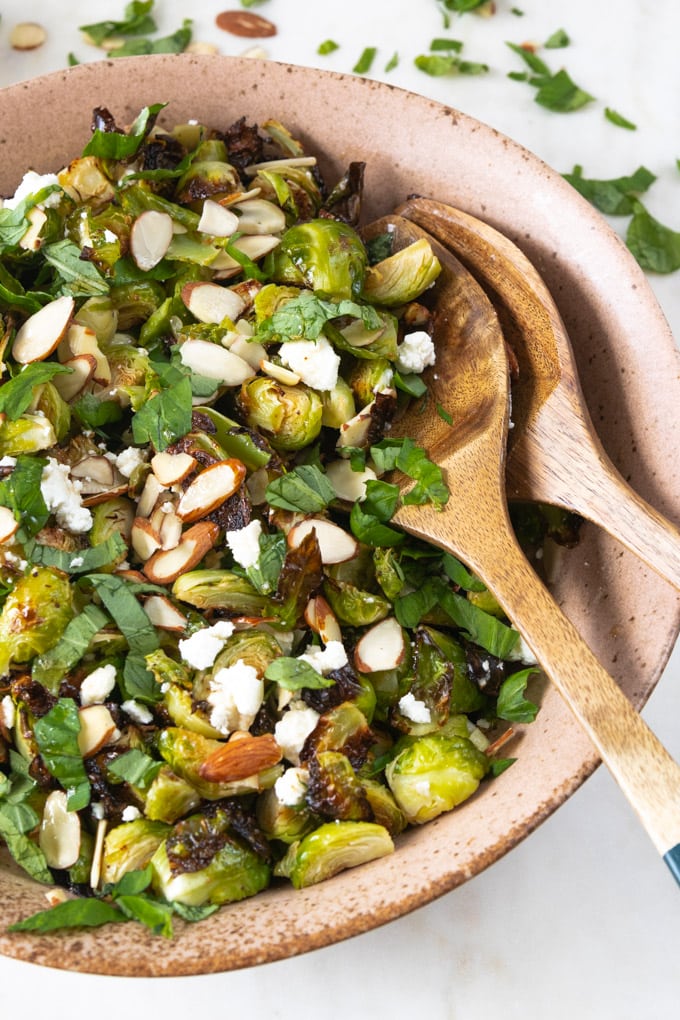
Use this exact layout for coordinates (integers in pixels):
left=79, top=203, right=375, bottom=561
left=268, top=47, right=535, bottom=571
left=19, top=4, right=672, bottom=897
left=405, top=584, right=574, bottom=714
left=663, top=843, right=680, bottom=886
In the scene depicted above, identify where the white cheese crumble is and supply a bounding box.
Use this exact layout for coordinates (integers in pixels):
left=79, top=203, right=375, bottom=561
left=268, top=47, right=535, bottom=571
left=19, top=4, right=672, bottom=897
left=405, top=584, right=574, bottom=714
left=69, top=556, right=84, bottom=569
left=0, top=456, right=17, bottom=468
left=278, top=335, right=340, bottom=391
left=40, top=457, right=93, bottom=534
left=398, top=692, right=432, bottom=724
left=297, top=640, right=348, bottom=675
left=115, top=446, right=147, bottom=479
left=395, top=330, right=436, bottom=374
left=274, top=766, right=309, bottom=807
left=207, top=659, right=264, bottom=735
left=80, top=663, right=117, bottom=707
left=121, top=805, right=142, bottom=822
left=1, top=695, right=15, bottom=730
left=178, top=620, right=236, bottom=670
left=3, top=170, right=62, bottom=210
left=91, top=801, right=106, bottom=821
left=506, top=635, right=538, bottom=666
left=274, top=705, right=320, bottom=765
left=226, top=519, right=262, bottom=569
left=121, top=699, right=153, bottom=725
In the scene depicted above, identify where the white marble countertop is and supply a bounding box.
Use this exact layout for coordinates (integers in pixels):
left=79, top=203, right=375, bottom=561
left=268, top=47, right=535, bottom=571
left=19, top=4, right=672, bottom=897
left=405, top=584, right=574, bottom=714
left=0, top=1, right=678, bottom=1016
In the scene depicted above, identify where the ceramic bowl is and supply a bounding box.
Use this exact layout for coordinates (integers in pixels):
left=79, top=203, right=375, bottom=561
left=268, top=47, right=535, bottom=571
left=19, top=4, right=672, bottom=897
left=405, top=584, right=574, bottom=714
left=1, top=54, right=679, bottom=976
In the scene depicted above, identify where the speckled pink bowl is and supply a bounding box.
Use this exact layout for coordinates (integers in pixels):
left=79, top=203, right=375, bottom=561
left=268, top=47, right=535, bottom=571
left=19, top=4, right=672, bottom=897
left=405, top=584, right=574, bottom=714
left=1, top=54, right=679, bottom=976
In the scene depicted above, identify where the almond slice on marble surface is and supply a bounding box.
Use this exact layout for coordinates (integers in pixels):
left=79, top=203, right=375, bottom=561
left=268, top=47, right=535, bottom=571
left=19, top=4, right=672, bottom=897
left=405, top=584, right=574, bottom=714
left=143, top=594, right=187, bottom=632
left=151, top=450, right=197, bottom=486
left=130, top=209, right=174, bottom=271
left=39, top=791, right=80, bottom=870
left=197, top=199, right=239, bottom=237
left=179, top=338, right=255, bottom=385
left=181, top=281, right=246, bottom=324
left=287, top=518, right=358, bottom=564
left=0, top=506, right=19, bottom=544
left=215, top=10, right=277, bottom=38
left=77, top=704, right=119, bottom=757
left=10, top=21, right=47, bottom=50
left=177, top=459, right=247, bottom=522
left=12, top=295, right=74, bottom=364
left=199, top=732, right=282, bottom=783
left=354, top=617, right=407, bottom=673
left=143, top=520, right=219, bottom=584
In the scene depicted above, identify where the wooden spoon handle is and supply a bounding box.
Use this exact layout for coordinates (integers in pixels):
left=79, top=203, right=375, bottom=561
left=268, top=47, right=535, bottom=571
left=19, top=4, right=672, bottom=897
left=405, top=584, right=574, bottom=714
left=478, top=530, right=680, bottom=876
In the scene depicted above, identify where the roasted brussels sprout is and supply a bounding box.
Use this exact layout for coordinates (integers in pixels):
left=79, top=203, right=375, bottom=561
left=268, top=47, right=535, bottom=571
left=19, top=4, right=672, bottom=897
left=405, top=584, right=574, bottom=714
left=385, top=733, right=489, bottom=824
left=264, top=219, right=368, bottom=300
left=0, top=568, right=73, bottom=676
left=275, top=820, right=393, bottom=888
left=101, top=818, right=171, bottom=885
left=362, top=238, right=441, bottom=306
left=237, top=377, right=323, bottom=451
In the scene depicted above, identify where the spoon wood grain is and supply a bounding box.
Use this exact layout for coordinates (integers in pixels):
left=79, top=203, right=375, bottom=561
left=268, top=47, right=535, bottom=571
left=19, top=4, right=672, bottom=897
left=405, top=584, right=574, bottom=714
left=363, top=214, right=680, bottom=884
left=397, top=196, right=680, bottom=592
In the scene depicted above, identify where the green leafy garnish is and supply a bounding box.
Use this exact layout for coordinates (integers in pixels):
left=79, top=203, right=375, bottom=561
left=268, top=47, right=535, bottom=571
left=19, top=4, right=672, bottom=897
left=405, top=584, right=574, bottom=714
left=25, top=533, right=127, bottom=575
left=318, top=39, right=339, bottom=56
left=83, top=102, right=166, bottom=159
left=353, top=47, right=377, bottom=75
left=265, top=464, right=336, bottom=513
left=131, top=361, right=193, bottom=451
left=32, top=604, right=109, bottom=691
left=626, top=201, right=680, bottom=274
left=0, top=364, right=72, bottom=421
left=80, top=1, right=157, bottom=48
left=496, top=668, right=539, bottom=723
left=8, top=898, right=124, bottom=933
left=384, top=51, right=399, bottom=72
left=604, top=108, right=637, bottom=130
left=0, top=455, right=49, bottom=542
left=257, top=290, right=381, bottom=344
left=545, top=28, right=570, bottom=49
left=264, top=657, right=335, bottom=690
left=506, top=43, right=594, bottom=112
left=42, top=240, right=109, bottom=296
left=415, top=53, right=488, bottom=77
left=33, top=698, right=90, bottom=810
left=109, top=21, right=192, bottom=58
left=108, top=749, right=163, bottom=788
left=563, top=165, right=655, bottom=215
left=0, top=805, right=52, bottom=884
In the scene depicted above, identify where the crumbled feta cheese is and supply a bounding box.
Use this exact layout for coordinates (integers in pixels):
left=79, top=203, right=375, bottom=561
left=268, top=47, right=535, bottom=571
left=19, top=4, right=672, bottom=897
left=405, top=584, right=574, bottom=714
left=207, top=659, right=264, bottom=735
left=297, top=640, right=348, bottom=675
left=121, top=805, right=142, bottom=822
left=0, top=456, right=17, bottom=468
left=278, top=335, right=340, bottom=391
left=226, top=519, right=262, bottom=569
left=80, top=663, right=117, bottom=707
left=398, top=692, right=432, bottom=724
left=274, top=766, right=309, bottom=807
left=103, top=229, right=118, bottom=244
left=178, top=620, right=236, bottom=670
left=395, top=330, right=436, bottom=374
left=3, top=170, right=62, bottom=210
left=1, top=695, right=15, bottom=730
left=91, top=801, right=106, bottom=821
left=274, top=705, right=320, bottom=765
left=121, top=699, right=153, bottom=725
left=69, top=556, right=84, bottom=569
left=40, top=457, right=93, bottom=534
left=115, top=446, right=147, bottom=479
left=506, top=635, right=538, bottom=666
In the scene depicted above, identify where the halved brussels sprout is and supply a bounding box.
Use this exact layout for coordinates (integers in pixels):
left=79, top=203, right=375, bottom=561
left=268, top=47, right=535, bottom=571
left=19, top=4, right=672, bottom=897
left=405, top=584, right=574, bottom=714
left=322, top=577, right=391, bottom=628
left=264, top=219, right=368, bottom=300
left=144, top=766, right=201, bottom=824
left=385, top=733, right=489, bottom=825
left=238, top=376, right=322, bottom=452
left=101, top=818, right=171, bottom=885
left=0, top=567, right=74, bottom=676
left=172, top=570, right=271, bottom=616
left=274, top=820, right=393, bottom=888
left=0, top=414, right=57, bottom=457
left=362, top=238, right=441, bottom=307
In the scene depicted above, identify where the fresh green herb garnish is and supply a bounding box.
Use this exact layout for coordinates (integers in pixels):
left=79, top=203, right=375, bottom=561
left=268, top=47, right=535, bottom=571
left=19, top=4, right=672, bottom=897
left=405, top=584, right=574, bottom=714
left=496, top=668, right=540, bottom=723
left=0, top=364, right=72, bottom=421
left=108, top=749, right=163, bottom=788
left=563, top=164, right=656, bottom=215
left=0, top=455, right=49, bottom=541
left=353, top=47, right=377, bottom=75
left=80, top=1, right=157, bottom=48
left=33, top=699, right=91, bottom=810
left=318, top=39, right=339, bottom=56
left=506, top=42, right=594, bottom=112
left=264, top=657, right=335, bottom=690
left=384, top=51, right=399, bottom=72
left=604, top=107, right=637, bottom=130
left=545, top=28, right=570, bottom=49
left=265, top=464, right=336, bottom=513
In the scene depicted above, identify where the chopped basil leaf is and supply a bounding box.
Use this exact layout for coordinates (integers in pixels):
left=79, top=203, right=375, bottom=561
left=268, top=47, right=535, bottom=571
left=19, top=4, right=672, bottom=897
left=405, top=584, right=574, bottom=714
left=384, top=51, right=399, bottom=72
left=496, top=668, right=540, bottom=722
left=0, top=807, right=53, bottom=884
left=318, top=39, right=339, bottom=56
left=414, top=54, right=488, bottom=76
left=506, top=41, right=551, bottom=77
left=534, top=69, right=595, bottom=112
left=0, top=363, right=72, bottom=421
left=80, top=1, right=157, bottom=47
left=25, top=533, right=127, bottom=575
left=362, top=479, right=401, bottom=522
left=8, top=897, right=124, bottom=933
left=32, top=604, right=110, bottom=692
left=430, top=38, right=464, bottom=52
left=265, top=464, right=336, bottom=513
left=0, top=187, right=59, bottom=254
left=604, top=107, right=637, bottom=130
left=0, top=455, right=49, bottom=542
left=257, top=291, right=380, bottom=344
left=394, top=371, right=428, bottom=398
left=442, top=553, right=487, bottom=592
left=115, top=894, right=174, bottom=937
left=436, top=403, right=453, bottom=425
left=123, top=653, right=163, bottom=705
left=626, top=201, right=680, bottom=274
left=171, top=901, right=220, bottom=922
left=353, top=47, right=377, bottom=75
left=72, top=392, right=124, bottom=429
left=85, top=576, right=161, bottom=702
left=439, top=587, right=519, bottom=659
left=83, top=102, right=166, bottom=159
left=545, top=28, right=570, bottom=49
left=246, top=531, right=287, bottom=595
left=350, top=502, right=406, bottom=547
left=370, top=437, right=448, bottom=508
left=264, top=657, right=335, bottom=690
left=489, top=757, right=516, bottom=776
left=562, top=164, right=655, bottom=215
left=42, top=240, right=109, bottom=297
left=108, top=749, right=162, bottom=788
left=109, top=20, right=192, bottom=58
left=33, top=698, right=90, bottom=810
left=131, top=361, right=193, bottom=451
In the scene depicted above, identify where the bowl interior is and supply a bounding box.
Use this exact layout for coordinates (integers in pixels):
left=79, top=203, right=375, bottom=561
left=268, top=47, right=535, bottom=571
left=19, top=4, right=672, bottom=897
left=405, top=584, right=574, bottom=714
left=1, top=54, right=679, bottom=976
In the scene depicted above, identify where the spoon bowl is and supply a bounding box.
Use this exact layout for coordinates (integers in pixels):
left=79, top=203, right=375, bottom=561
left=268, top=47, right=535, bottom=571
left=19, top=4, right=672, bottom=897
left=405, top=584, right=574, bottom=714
left=397, top=197, right=680, bottom=590
left=365, top=214, right=680, bottom=882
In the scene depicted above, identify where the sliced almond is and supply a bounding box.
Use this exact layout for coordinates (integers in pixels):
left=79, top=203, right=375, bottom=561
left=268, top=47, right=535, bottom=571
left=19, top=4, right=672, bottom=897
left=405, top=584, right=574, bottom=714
left=354, top=617, right=407, bottom=673
left=70, top=455, right=117, bottom=488
left=232, top=198, right=286, bottom=235
left=131, top=517, right=162, bottom=561
left=59, top=323, right=111, bottom=385
left=51, top=353, right=97, bottom=402
left=90, top=817, right=108, bottom=891
left=337, top=403, right=374, bottom=449
left=0, top=506, right=19, bottom=545
left=244, top=156, right=316, bottom=177
left=143, top=594, right=187, bottom=632
left=181, top=281, right=246, bottom=324
left=143, top=520, right=219, bottom=584
left=19, top=206, right=47, bottom=251
left=130, top=210, right=173, bottom=271
left=77, top=704, right=119, bottom=757
left=10, top=21, right=47, bottom=50
left=136, top=472, right=166, bottom=518
left=326, top=459, right=377, bottom=502
left=39, top=791, right=81, bottom=870
left=12, top=295, right=74, bottom=364
left=185, top=40, right=220, bottom=55
left=232, top=234, right=280, bottom=260
left=176, top=459, right=247, bottom=523
left=81, top=482, right=129, bottom=508
left=179, top=338, right=255, bottom=385
left=304, top=595, right=342, bottom=644
left=222, top=332, right=267, bottom=370
left=287, top=517, right=359, bottom=564
left=159, top=510, right=183, bottom=551
left=260, top=359, right=301, bottom=386
left=151, top=450, right=197, bottom=487
left=198, top=732, right=282, bottom=783
left=197, top=199, right=239, bottom=237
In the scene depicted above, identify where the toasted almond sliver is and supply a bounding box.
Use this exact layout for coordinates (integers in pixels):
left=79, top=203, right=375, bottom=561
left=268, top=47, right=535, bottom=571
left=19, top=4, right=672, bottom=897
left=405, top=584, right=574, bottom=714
left=12, top=295, right=74, bottom=365
left=260, top=359, right=301, bottom=386
left=197, top=199, right=239, bottom=237
left=130, top=210, right=174, bottom=271
left=181, top=281, right=246, bottom=324
left=77, top=705, right=119, bottom=757
left=10, top=21, right=47, bottom=50
left=304, top=595, right=343, bottom=644
left=179, top=338, right=255, bottom=386
left=176, top=459, right=247, bottom=523
left=136, top=472, right=166, bottom=519
left=0, top=506, right=19, bottom=544
left=131, top=517, right=163, bottom=561
left=199, top=733, right=282, bottom=783
left=143, top=520, right=219, bottom=584
left=39, top=791, right=80, bottom=870
left=354, top=617, right=407, bottom=673
left=143, top=594, right=187, bottom=632
left=287, top=517, right=359, bottom=565
left=19, top=206, right=47, bottom=251
left=151, top=450, right=198, bottom=486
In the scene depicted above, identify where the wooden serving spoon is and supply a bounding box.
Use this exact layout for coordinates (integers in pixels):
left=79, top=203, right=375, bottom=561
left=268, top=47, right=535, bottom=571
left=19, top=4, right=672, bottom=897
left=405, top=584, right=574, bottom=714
left=397, top=196, right=680, bottom=591
left=363, top=214, right=680, bottom=884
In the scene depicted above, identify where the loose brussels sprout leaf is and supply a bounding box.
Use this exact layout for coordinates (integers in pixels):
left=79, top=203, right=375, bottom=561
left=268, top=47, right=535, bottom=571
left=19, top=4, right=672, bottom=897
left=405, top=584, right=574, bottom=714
left=101, top=819, right=172, bottom=886
left=144, top=767, right=201, bottom=824
left=323, top=577, right=391, bottom=628
left=275, top=820, right=393, bottom=889
left=362, top=237, right=441, bottom=306
left=386, top=733, right=489, bottom=824
left=256, top=785, right=316, bottom=845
